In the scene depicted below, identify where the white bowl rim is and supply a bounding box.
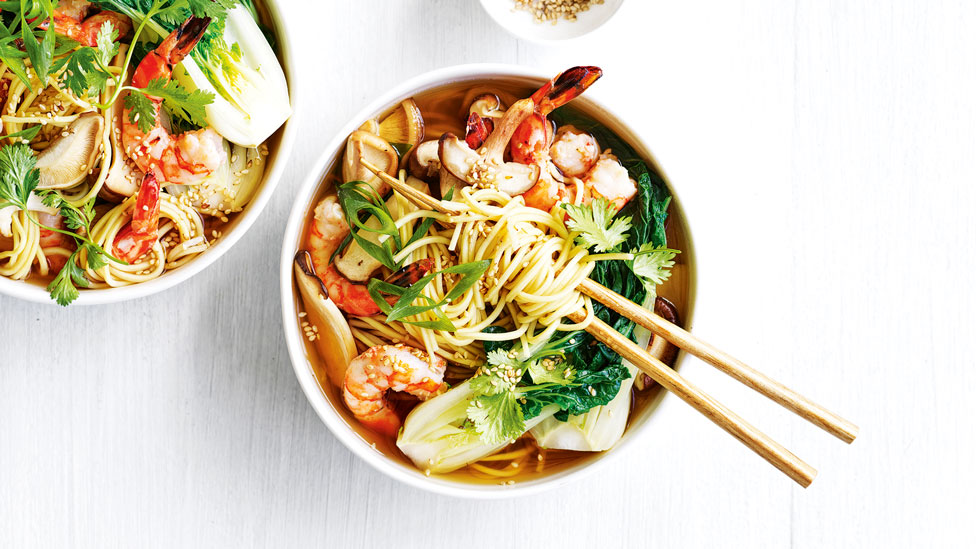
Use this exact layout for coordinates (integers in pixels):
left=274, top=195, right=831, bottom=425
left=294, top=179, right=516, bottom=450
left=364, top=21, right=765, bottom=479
left=0, top=0, right=300, bottom=307
left=279, top=63, right=697, bottom=499
left=478, top=0, right=626, bottom=44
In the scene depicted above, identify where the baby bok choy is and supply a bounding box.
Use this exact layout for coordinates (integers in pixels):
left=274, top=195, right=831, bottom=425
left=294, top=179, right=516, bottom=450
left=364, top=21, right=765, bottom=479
left=397, top=332, right=629, bottom=473
left=397, top=380, right=559, bottom=474
left=94, top=0, right=291, bottom=146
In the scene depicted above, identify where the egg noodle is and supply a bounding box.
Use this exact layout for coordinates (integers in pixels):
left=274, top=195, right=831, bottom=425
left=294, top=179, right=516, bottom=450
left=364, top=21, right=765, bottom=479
left=346, top=180, right=602, bottom=379
left=1, top=48, right=266, bottom=289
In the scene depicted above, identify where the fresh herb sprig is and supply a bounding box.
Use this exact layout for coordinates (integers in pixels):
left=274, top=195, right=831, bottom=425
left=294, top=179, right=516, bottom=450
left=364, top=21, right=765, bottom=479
left=564, top=197, right=632, bottom=252
left=0, top=143, right=124, bottom=305
left=0, top=0, right=215, bottom=127
left=92, top=0, right=215, bottom=130
left=366, top=260, right=491, bottom=331
left=465, top=333, right=628, bottom=444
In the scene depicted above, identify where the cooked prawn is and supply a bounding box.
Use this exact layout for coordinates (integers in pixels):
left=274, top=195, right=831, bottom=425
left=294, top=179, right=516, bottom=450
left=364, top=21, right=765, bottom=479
left=121, top=16, right=225, bottom=187
left=584, top=152, right=638, bottom=212
left=513, top=67, right=602, bottom=211
left=550, top=126, right=600, bottom=177
left=113, top=172, right=160, bottom=262
left=37, top=213, right=75, bottom=274
left=47, top=0, right=131, bottom=47
left=510, top=66, right=602, bottom=166
left=344, top=344, right=446, bottom=437
left=307, top=194, right=433, bottom=316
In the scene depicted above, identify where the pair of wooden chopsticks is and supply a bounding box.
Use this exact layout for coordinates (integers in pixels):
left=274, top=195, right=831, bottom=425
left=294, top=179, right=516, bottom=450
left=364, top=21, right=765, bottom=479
left=361, top=162, right=858, bottom=487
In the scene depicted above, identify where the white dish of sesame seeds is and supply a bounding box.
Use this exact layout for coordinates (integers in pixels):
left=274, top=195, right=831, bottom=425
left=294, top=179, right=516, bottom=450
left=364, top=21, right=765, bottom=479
left=479, top=0, right=625, bottom=43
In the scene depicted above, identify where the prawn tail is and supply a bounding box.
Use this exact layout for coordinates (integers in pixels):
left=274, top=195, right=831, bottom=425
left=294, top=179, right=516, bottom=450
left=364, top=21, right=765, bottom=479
left=162, top=16, right=212, bottom=66
left=536, top=66, right=603, bottom=115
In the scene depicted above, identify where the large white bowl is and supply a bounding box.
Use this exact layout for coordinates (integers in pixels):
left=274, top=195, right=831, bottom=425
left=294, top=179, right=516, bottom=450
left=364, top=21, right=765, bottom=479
left=280, top=64, right=697, bottom=498
left=0, top=1, right=298, bottom=306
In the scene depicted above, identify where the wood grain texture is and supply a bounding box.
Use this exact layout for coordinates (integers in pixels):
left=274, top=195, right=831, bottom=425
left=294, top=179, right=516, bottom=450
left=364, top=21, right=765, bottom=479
left=1, top=0, right=973, bottom=547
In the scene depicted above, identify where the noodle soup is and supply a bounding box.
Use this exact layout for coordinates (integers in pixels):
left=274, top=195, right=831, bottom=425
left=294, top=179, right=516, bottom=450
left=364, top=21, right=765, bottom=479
left=0, top=0, right=292, bottom=305
left=285, top=68, right=695, bottom=492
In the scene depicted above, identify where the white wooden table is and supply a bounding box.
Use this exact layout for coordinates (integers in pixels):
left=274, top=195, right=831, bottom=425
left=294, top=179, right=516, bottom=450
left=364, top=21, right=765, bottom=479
left=2, top=1, right=973, bottom=546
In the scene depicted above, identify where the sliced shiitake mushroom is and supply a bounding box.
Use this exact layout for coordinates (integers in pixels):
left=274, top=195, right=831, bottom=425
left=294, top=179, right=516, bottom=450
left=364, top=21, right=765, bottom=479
left=437, top=98, right=540, bottom=196
left=36, top=112, right=103, bottom=190
left=342, top=130, right=398, bottom=194
left=637, top=297, right=681, bottom=390
left=468, top=93, right=505, bottom=119
left=377, top=99, right=425, bottom=149
left=334, top=177, right=430, bottom=282
left=358, top=118, right=380, bottom=135
left=407, top=140, right=440, bottom=184
left=294, top=250, right=358, bottom=388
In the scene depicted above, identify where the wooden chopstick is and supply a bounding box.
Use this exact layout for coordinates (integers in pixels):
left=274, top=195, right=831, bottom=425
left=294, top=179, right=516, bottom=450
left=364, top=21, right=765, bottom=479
left=566, top=309, right=818, bottom=487
left=360, top=161, right=463, bottom=215
left=579, top=278, right=859, bottom=444
left=358, top=159, right=836, bottom=485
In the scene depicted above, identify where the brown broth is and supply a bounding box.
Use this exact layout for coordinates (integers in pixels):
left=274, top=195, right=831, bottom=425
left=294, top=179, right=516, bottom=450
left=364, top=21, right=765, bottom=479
left=293, top=78, right=695, bottom=484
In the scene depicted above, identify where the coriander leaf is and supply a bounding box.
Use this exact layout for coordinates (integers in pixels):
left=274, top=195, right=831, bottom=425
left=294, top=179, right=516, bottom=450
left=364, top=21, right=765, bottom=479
left=46, top=251, right=89, bottom=306
left=631, top=244, right=678, bottom=289
left=468, top=349, right=521, bottom=395
left=81, top=242, right=109, bottom=271
left=139, top=77, right=213, bottom=128
left=564, top=197, right=632, bottom=252
left=0, top=143, right=39, bottom=209
left=123, top=90, right=157, bottom=133
left=187, top=0, right=235, bottom=19
left=94, top=23, right=120, bottom=67
left=467, top=391, right=524, bottom=445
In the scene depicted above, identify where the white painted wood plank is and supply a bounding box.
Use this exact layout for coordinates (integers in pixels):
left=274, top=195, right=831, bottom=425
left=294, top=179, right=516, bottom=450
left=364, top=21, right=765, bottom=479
left=0, top=0, right=972, bottom=547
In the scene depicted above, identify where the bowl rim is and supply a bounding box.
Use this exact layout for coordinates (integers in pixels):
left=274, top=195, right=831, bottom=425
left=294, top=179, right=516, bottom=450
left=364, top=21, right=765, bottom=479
left=0, top=0, right=300, bottom=307
left=279, top=63, right=697, bottom=498
left=478, top=0, right=626, bottom=44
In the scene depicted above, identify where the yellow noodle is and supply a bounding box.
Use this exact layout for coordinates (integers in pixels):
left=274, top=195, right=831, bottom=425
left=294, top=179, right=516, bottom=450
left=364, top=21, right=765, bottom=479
left=1, top=45, right=270, bottom=295
left=345, top=184, right=598, bottom=374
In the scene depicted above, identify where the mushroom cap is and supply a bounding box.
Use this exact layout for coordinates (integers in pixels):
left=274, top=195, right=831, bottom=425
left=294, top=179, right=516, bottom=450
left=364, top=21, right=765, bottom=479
left=36, top=112, right=104, bottom=190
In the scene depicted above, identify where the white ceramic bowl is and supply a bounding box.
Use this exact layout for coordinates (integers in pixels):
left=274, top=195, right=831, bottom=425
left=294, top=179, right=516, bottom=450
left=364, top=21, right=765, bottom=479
left=479, top=0, right=625, bottom=43
left=280, top=64, right=696, bottom=498
left=0, top=1, right=298, bottom=306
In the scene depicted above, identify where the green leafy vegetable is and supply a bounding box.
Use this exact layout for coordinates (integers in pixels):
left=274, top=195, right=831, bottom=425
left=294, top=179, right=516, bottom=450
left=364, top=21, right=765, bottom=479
left=336, top=181, right=402, bottom=270
left=0, top=143, right=39, bottom=209
left=0, top=125, right=42, bottom=144
left=564, top=197, right=632, bottom=252
left=52, top=25, right=119, bottom=98
left=367, top=260, right=491, bottom=331
left=124, top=77, right=214, bottom=133
left=631, top=244, right=679, bottom=291
left=46, top=250, right=89, bottom=306
left=467, top=390, right=523, bottom=445
left=93, top=0, right=291, bottom=146
left=463, top=332, right=628, bottom=443
left=0, top=143, right=123, bottom=305
left=20, top=2, right=55, bottom=87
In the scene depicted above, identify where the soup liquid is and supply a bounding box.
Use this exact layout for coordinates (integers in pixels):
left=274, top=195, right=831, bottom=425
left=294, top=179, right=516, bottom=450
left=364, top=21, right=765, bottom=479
left=293, top=78, right=695, bottom=485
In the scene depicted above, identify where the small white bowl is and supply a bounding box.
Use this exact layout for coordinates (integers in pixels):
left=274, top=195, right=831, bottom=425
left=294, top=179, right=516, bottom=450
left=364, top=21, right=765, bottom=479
left=0, top=1, right=298, bottom=306
left=479, top=0, right=625, bottom=43
left=280, top=64, right=696, bottom=498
